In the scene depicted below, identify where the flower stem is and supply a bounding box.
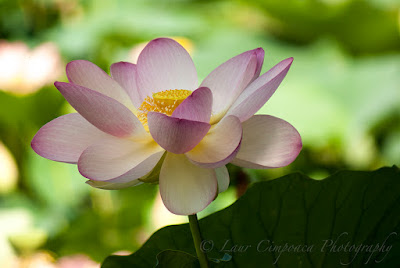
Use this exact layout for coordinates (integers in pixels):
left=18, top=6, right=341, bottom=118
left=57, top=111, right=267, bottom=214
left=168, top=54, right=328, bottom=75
left=188, top=214, right=209, bottom=268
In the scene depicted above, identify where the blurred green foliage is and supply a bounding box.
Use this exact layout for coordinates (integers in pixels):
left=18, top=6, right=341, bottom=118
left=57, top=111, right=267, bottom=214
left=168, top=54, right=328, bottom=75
left=0, top=0, right=399, bottom=266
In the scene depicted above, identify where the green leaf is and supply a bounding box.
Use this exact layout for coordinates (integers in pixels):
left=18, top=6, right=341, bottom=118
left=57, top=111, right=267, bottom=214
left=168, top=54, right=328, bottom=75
left=102, top=166, right=400, bottom=267
left=155, top=250, right=199, bottom=268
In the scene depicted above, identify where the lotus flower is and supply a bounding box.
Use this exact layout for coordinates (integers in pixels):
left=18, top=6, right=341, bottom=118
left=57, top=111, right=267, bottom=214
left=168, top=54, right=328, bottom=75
left=32, top=38, right=301, bottom=215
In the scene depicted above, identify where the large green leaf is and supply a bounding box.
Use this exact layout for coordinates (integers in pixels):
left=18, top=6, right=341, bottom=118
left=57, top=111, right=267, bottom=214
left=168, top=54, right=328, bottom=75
left=102, top=166, right=400, bottom=267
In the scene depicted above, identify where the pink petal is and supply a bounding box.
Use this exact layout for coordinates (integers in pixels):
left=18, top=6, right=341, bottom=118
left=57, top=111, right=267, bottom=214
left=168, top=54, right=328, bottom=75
left=31, top=113, right=109, bottom=163
left=159, top=153, right=217, bottom=215
left=110, top=61, right=142, bottom=108
left=172, top=87, right=212, bottom=123
left=200, top=49, right=258, bottom=123
left=136, top=38, right=198, bottom=101
left=78, top=136, right=164, bottom=181
left=102, top=150, right=164, bottom=183
left=86, top=178, right=143, bottom=190
left=55, top=82, right=145, bottom=138
left=186, top=115, right=242, bottom=168
left=226, top=58, right=293, bottom=122
left=66, top=60, right=134, bottom=109
left=232, top=115, right=302, bottom=169
left=216, top=166, right=230, bottom=193
left=252, top=48, right=265, bottom=82
left=147, top=112, right=210, bottom=154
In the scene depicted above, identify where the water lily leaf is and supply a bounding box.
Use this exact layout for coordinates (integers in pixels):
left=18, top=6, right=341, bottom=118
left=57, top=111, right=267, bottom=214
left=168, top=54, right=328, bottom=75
left=155, top=250, right=199, bottom=268
left=102, top=166, right=400, bottom=267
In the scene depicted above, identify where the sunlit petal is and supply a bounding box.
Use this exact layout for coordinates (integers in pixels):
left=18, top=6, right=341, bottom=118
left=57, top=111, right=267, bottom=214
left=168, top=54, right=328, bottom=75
left=137, top=38, right=198, bottom=101
left=159, top=153, right=217, bottom=215
left=78, top=136, right=164, bottom=181
left=186, top=115, right=242, bottom=168
left=232, top=115, right=302, bottom=168
left=226, top=58, right=293, bottom=122
left=55, top=82, right=145, bottom=138
left=31, top=113, right=109, bottom=163
left=148, top=112, right=210, bottom=154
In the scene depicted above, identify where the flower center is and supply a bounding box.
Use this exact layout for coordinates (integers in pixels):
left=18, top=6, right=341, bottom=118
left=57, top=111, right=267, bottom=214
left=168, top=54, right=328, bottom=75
left=138, top=89, right=192, bottom=130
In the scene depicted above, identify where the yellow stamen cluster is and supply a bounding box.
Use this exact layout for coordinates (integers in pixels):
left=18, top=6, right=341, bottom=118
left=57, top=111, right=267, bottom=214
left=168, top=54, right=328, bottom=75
left=138, top=89, right=192, bottom=130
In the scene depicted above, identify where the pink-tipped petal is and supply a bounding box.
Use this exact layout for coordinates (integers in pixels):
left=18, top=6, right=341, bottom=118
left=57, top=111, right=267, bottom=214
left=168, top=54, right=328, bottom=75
left=159, top=153, right=217, bottom=215
left=136, top=38, right=198, bottom=101
left=232, top=115, right=302, bottom=169
left=55, top=82, right=145, bottom=138
left=78, top=136, right=164, bottom=181
left=172, top=87, right=212, bottom=123
left=147, top=112, right=210, bottom=154
left=253, top=48, right=265, bottom=81
left=86, top=178, right=143, bottom=190
left=216, top=166, right=229, bottom=193
left=186, top=115, right=242, bottom=168
left=31, top=113, right=109, bottom=163
left=110, top=61, right=141, bottom=108
left=226, top=58, right=293, bottom=122
left=66, top=60, right=134, bottom=109
left=200, top=49, right=258, bottom=123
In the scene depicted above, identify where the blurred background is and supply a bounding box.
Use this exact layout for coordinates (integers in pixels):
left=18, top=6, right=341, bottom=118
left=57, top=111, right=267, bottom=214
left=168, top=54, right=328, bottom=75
left=0, top=0, right=399, bottom=267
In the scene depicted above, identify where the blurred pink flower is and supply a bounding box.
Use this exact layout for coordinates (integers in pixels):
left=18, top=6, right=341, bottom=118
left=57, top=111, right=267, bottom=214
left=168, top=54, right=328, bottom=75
left=0, top=41, right=63, bottom=95
left=32, top=38, right=301, bottom=215
left=57, top=254, right=99, bottom=268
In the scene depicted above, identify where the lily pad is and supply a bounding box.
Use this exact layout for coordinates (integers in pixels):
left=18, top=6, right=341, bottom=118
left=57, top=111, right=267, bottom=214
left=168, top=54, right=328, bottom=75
left=102, top=166, right=400, bottom=267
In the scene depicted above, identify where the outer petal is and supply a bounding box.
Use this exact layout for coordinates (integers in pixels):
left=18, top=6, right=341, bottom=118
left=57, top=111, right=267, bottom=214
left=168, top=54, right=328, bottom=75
left=136, top=38, right=198, bottom=101
left=110, top=62, right=141, bottom=109
left=216, top=166, right=230, bottom=193
left=226, top=58, right=293, bottom=122
left=172, top=87, right=212, bottom=123
left=31, top=113, right=109, bottom=163
left=85, top=150, right=165, bottom=189
left=159, top=153, right=217, bottom=215
left=185, top=115, right=242, bottom=168
left=66, top=60, right=134, bottom=110
left=106, top=150, right=164, bottom=183
left=232, top=115, right=302, bottom=169
left=252, top=48, right=265, bottom=82
left=200, top=49, right=258, bottom=123
left=86, top=178, right=143, bottom=190
left=78, top=136, right=164, bottom=181
left=147, top=112, right=210, bottom=154
left=55, top=82, right=146, bottom=138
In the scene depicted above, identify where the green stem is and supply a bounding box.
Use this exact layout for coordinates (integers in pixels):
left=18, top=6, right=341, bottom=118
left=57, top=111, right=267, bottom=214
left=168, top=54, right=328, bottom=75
left=188, top=214, right=209, bottom=268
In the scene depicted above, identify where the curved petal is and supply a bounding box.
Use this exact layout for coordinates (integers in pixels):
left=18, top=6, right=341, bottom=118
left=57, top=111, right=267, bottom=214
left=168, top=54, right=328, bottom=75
left=136, top=38, right=198, bottom=101
left=232, top=115, right=302, bottom=169
left=172, top=87, right=212, bottom=123
left=110, top=61, right=141, bottom=109
left=86, top=150, right=164, bottom=189
left=147, top=112, right=210, bottom=154
left=226, top=58, right=293, bottom=122
left=200, top=49, right=258, bottom=123
left=31, top=113, right=109, bottom=163
left=107, top=150, right=164, bottom=183
left=216, top=166, right=230, bottom=193
left=252, top=48, right=265, bottom=82
left=86, top=178, right=143, bottom=190
left=78, top=136, right=164, bottom=181
left=66, top=60, right=134, bottom=109
left=159, top=153, right=217, bottom=215
left=55, top=82, right=146, bottom=138
left=186, top=115, right=242, bottom=168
